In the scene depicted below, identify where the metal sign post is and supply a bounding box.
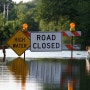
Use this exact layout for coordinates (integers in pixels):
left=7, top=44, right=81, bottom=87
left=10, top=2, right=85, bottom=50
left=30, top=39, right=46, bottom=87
left=71, top=36, right=74, bottom=59
left=70, top=22, right=75, bottom=60
left=24, top=52, right=25, bottom=61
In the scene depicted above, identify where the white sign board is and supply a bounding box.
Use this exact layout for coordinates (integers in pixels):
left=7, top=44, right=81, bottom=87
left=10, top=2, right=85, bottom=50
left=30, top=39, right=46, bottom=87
left=31, top=32, right=62, bottom=52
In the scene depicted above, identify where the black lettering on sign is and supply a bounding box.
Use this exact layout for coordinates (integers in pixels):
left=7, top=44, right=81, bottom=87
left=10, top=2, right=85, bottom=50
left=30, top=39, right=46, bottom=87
left=13, top=43, right=27, bottom=48
left=33, top=43, right=41, bottom=49
left=33, top=43, right=37, bottom=49
left=14, top=38, right=25, bottom=42
left=32, top=42, right=61, bottom=50
left=37, top=34, right=56, bottom=41
left=47, top=43, right=50, bottom=48
left=52, top=35, right=56, bottom=40
left=42, top=43, right=46, bottom=49
left=56, top=43, right=60, bottom=48
left=37, top=35, right=41, bottom=40
left=42, top=35, right=46, bottom=40
left=47, top=35, right=51, bottom=40
left=51, top=43, right=55, bottom=48
left=37, top=43, right=41, bottom=49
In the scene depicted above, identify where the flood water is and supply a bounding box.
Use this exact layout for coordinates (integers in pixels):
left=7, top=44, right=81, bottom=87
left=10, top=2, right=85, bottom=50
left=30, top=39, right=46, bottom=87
left=0, top=57, right=90, bottom=90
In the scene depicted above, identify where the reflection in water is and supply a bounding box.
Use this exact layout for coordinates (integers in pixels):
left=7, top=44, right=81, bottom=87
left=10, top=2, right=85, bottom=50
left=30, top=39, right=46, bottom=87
left=86, top=59, right=90, bottom=76
left=30, top=60, right=80, bottom=90
left=0, top=58, right=43, bottom=90
left=61, top=63, right=79, bottom=90
left=8, top=57, right=29, bottom=90
left=86, top=46, right=90, bottom=76
left=0, top=58, right=81, bottom=90
left=68, top=80, right=73, bottom=90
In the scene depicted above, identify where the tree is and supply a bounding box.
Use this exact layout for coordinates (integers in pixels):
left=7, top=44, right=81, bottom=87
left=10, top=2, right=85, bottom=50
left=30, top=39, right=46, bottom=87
left=34, top=0, right=90, bottom=49
left=75, top=0, right=90, bottom=49
left=34, top=0, right=79, bottom=31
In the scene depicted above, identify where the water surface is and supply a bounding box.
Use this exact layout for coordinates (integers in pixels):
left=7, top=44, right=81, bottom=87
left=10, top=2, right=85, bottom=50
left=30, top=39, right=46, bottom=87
left=0, top=58, right=90, bottom=90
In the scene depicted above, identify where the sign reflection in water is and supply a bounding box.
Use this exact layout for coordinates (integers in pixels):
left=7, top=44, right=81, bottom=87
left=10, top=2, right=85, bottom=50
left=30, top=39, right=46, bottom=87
left=0, top=58, right=43, bottom=90
left=30, top=59, right=80, bottom=90
left=86, top=46, right=90, bottom=76
left=86, top=58, right=90, bottom=76
left=8, top=57, right=29, bottom=89
left=2, top=58, right=90, bottom=90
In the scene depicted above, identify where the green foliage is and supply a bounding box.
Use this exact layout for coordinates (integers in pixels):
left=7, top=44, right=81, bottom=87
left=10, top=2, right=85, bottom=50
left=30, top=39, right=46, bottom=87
left=0, top=15, right=18, bottom=45
left=0, top=0, right=90, bottom=49
left=0, top=0, right=14, bottom=13
left=39, top=16, right=70, bottom=31
left=75, top=1, right=90, bottom=49
left=0, top=0, right=40, bottom=45
left=35, top=0, right=90, bottom=49
left=0, top=14, right=6, bottom=44
left=35, top=0, right=78, bottom=31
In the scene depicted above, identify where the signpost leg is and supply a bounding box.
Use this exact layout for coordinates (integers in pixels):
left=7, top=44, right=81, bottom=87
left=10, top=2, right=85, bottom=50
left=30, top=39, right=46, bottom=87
left=24, top=52, right=25, bottom=61
left=68, top=36, right=73, bottom=90
left=2, top=45, right=6, bottom=62
left=71, top=36, right=73, bottom=59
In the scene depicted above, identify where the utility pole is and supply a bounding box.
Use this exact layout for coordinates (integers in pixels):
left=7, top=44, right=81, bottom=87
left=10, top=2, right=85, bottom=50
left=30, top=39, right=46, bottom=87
left=6, top=4, right=9, bottom=21
left=3, top=3, right=9, bottom=22
left=3, top=3, right=6, bottom=18
left=3, top=3, right=6, bottom=26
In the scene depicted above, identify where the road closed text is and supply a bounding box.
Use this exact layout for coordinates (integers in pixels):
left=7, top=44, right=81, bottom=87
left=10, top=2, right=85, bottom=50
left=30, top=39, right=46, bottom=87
left=33, top=43, right=60, bottom=49
left=31, top=32, right=62, bottom=51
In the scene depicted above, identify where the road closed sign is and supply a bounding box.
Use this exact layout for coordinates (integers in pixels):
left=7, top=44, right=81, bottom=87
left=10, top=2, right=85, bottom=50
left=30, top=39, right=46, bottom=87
left=31, top=32, right=62, bottom=52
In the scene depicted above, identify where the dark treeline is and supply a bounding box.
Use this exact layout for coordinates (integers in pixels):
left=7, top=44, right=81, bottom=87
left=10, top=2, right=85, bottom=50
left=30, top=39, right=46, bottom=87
left=0, top=0, right=90, bottom=49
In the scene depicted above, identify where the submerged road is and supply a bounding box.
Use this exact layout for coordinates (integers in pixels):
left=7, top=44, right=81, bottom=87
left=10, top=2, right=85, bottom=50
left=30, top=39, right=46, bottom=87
left=0, top=49, right=86, bottom=60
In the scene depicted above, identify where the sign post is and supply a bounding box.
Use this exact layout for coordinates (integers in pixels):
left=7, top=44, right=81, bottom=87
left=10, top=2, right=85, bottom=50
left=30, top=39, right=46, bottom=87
left=31, top=32, right=62, bottom=52
left=68, top=22, right=76, bottom=90
left=70, top=22, right=76, bottom=59
left=22, top=23, right=28, bottom=60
